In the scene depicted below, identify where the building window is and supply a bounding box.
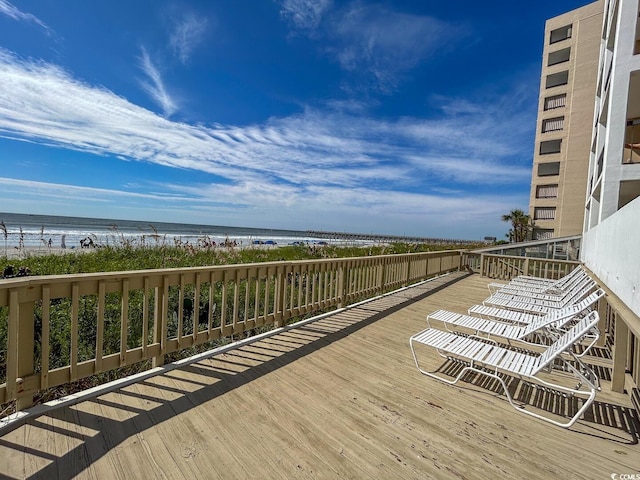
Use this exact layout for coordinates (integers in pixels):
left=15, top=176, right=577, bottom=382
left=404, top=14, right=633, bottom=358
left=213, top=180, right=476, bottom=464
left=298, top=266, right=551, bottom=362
left=550, top=24, right=572, bottom=44
left=540, top=139, right=562, bottom=155
left=538, top=162, right=560, bottom=176
left=546, top=71, right=569, bottom=88
left=618, top=180, right=640, bottom=209
left=624, top=118, right=640, bottom=164
left=544, top=94, right=566, bottom=110
left=597, top=150, right=604, bottom=177
left=534, top=229, right=554, bottom=240
left=536, top=184, right=558, bottom=198
left=548, top=47, right=571, bottom=66
left=534, top=207, right=556, bottom=220
left=542, top=117, right=564, bottom=133
left=635, top=6, right=640, bottom=54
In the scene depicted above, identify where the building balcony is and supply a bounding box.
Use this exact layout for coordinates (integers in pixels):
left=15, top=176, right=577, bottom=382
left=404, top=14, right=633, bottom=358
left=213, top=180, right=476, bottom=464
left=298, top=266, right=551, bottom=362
left=0, top=253, right=638, bottom=478
left=625, top=118, right=640, bottom=164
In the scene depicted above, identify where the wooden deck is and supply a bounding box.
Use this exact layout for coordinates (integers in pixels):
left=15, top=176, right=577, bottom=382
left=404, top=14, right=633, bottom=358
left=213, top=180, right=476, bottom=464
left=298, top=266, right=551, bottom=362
left=1, top=272, right=639, bottom=479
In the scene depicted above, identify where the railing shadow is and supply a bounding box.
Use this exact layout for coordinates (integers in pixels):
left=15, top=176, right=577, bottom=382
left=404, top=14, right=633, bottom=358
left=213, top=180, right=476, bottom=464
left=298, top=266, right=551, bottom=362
left=436, top=359, right=639, bottom=444
left=0, top=272, right=470, bottom=479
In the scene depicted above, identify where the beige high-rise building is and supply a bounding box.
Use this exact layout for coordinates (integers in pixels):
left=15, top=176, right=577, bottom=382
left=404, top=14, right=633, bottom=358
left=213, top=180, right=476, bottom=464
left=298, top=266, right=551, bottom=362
left=528, top=1, right=603, bottom=240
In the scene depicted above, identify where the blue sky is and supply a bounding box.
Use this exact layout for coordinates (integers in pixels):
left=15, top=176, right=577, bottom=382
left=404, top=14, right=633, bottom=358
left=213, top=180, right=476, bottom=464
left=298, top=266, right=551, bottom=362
left=0, top=1, right=592, bottom=239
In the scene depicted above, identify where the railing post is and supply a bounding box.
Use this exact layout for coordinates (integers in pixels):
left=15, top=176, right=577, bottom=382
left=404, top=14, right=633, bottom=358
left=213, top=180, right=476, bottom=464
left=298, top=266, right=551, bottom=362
left=611, top=312, right=629, bottom=393
left=480, top=254, right=486, bottom=277
left=377, top=259, right=385, bottom=296
left=16, top=295, right=35, bottom=410
left=596, top=297, right=608, bottom=347
left=337, top=263, right=346, bottom=308
left=152, top=280, right=168, bottom=368
left=274, top=265, right=285, bottom=327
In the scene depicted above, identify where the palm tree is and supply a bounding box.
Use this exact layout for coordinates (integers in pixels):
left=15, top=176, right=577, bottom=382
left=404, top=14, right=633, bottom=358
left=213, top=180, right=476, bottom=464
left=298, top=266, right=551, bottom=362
left=501, top=209, right=533, bottom=243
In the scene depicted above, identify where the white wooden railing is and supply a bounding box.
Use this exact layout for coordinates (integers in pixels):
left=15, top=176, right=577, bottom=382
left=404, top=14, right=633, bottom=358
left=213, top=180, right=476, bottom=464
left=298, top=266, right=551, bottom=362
left=0, top=250, right=463, bottom=410
left=462, top=252, right=580, bottom=280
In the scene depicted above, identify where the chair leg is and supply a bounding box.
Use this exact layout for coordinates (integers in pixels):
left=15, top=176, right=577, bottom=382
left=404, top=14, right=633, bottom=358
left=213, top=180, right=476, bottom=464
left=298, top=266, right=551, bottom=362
left=410, top=342, right=597, bottom=428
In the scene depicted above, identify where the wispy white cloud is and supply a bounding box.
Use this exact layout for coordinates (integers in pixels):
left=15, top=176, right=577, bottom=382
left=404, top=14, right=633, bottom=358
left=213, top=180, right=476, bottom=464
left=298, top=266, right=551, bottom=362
left=0, top=0, right=52, bottom=34
left=278, top=0, right=332, bottom=31
left=0, top=49, right=532, bottom=237
left=138, top=47, right=178, bottom=117
left=0, top=176, right=192, bottom=203
left=329, top=4, right=454, bottom=79
left=169, top=13, right=208, bottom=64
left=279, top=1, right=465, bottom=92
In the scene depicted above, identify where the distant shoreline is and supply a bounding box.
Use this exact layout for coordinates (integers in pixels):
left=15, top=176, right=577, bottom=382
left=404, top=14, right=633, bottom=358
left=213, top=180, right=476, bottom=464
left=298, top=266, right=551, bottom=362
left=1, top=245, right=101, bottom=260
left=0, top=241, right=296, bottom=261
left=0, top=212, right=480, bottom=252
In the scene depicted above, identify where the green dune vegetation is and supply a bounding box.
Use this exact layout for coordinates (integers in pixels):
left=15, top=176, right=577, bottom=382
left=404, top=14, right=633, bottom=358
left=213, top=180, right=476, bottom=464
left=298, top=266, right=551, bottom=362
left=1, top=240, right=484, bottom=277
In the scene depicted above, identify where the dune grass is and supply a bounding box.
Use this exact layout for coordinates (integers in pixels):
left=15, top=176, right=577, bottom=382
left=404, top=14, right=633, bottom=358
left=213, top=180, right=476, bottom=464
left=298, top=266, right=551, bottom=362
left=1, top=240, right=482, bottom=277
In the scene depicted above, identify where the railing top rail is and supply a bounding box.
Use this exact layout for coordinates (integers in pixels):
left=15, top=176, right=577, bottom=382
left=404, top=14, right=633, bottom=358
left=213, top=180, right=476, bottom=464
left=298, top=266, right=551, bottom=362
left=0, top=249, right=466, bottom=288
left=474, top=252, right=582, bottom=265
left=469, top=234, right=582, bottom=254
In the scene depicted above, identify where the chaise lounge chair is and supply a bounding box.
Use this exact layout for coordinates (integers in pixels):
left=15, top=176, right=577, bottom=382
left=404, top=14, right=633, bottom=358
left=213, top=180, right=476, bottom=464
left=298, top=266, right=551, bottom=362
left=409, top=311, right=601, bottom=428
left=482, top=276, right=597, bottom=314
left=488, top=266, right=588, bottom=296
left=426, top=289, right=604, bottom=354
left=468, top=288, right=604, bottom=325
left=490, top=265, right=585, bottom=290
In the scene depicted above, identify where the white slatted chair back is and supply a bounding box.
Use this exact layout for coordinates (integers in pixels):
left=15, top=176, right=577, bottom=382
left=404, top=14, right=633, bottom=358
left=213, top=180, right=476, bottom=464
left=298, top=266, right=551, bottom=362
left=533, top=311, right=599, bottom=375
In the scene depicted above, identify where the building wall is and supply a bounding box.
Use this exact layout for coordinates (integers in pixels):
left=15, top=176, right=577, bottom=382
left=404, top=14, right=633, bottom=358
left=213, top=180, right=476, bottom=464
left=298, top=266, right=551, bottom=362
left=581, top=196, right=640, bottom=317
left=581, top=0, right=640, bottom=315
left=529, top=1, right=603, bottom=239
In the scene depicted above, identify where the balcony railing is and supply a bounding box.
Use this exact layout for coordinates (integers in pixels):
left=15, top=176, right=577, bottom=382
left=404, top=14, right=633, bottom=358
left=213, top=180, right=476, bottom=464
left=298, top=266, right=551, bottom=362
left=462, top=252, right=580, bottom=280
left=624, top=118, right=640, bottom=164
left=0, top=250, right=463, bottom=411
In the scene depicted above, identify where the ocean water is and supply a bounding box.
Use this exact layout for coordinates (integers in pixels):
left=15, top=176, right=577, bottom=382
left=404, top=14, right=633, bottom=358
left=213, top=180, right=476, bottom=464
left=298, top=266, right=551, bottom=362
left=0, top=212, right=329, bottom=249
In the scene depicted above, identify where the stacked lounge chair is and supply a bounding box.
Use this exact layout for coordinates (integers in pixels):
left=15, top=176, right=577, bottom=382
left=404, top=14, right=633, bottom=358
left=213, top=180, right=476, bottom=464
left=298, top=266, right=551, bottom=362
left=409, top=266, right=603, bottom=428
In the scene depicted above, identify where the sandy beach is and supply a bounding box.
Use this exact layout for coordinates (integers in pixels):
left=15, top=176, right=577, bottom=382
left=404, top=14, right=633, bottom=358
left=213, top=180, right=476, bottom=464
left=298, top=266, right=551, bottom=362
left=1, top=245, right=80, bottom=259
left=0, top=241, right=318, bottom=262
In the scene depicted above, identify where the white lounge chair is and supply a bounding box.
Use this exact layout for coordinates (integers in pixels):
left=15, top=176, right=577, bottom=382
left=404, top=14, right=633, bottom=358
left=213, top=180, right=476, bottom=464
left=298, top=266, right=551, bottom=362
left=486, top=274, right=594, bottom=303
left=409, top=312, right=600, bottom=428
left=491, top=265, right=585, bottom=290
left=488, top=267, right=588, bottom=296
left=482, top=276, right=596, bottom=313
left=427, top=289, right=604, bottom=354
left=468, top=288, right=604, bottom=326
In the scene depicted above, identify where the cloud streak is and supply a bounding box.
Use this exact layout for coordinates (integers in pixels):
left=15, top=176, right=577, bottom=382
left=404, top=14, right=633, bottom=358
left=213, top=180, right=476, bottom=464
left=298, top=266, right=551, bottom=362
left=279, top=1, right=464, bottom=92
left=169, top=13, right=208, bottom=64
left=138, top=47, right=178, bottom=117
left=0, top=0, right=52, bottom=34
left=329, top=4, right=455, bottom=88
left=279, top=0, right=332, bottom=30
